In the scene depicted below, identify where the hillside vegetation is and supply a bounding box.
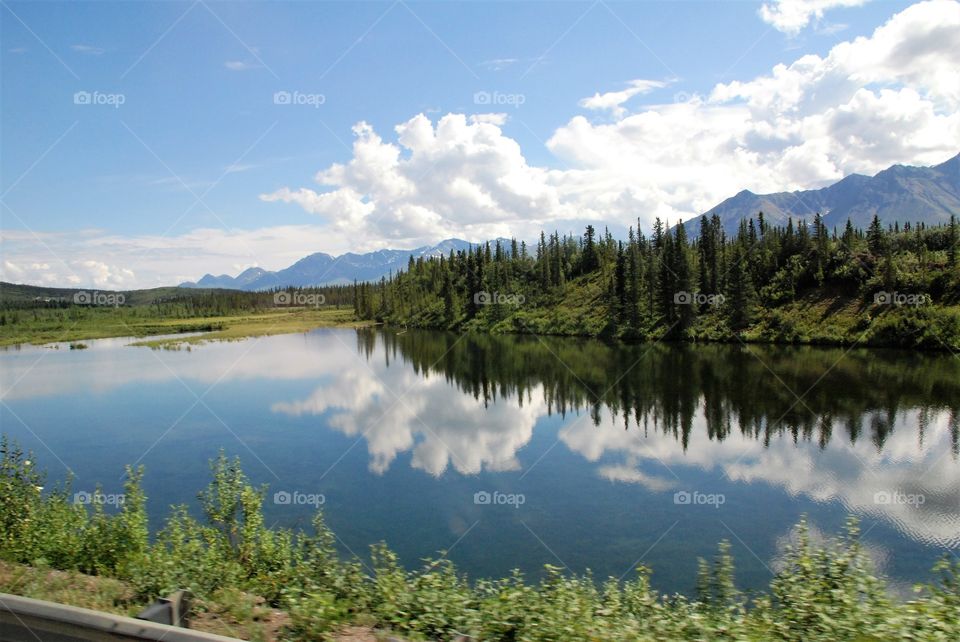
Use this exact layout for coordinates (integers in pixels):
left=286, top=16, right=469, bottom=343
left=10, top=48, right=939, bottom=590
left=3, top=214, right=959, bottom=350
left=354, top=214, right=960, bottom=350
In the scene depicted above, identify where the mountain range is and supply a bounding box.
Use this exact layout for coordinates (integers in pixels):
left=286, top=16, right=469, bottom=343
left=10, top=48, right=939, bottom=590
left=182, top=153, right=959, bottom=290
left=179, top=238, right=474, bottom=291
left=695, top=152, right=960, bottom=234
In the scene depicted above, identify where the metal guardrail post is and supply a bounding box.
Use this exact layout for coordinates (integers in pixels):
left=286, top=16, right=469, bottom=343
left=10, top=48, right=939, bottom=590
left=136, top=590, right=191, bottom=628
left=0, top=592, right=242, bottom=641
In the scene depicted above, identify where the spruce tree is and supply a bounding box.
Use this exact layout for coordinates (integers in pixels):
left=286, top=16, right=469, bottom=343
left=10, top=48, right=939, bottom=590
left=582, top=225, right=599, bottom=273
left=674, top=221, right=695, bottom=330
left=867, top=214, right=886, bottom=256
left=949, top=215, right=958, bottom=268
left=725, top=242, right=755, bottom=330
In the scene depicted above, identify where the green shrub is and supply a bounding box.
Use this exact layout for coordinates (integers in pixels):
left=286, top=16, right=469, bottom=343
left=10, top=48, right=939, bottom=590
left=867, top=306, right=960, bottom=349
left=2, top=438, right=959, bottom=641
left=283, top=587, right=349, bottom=641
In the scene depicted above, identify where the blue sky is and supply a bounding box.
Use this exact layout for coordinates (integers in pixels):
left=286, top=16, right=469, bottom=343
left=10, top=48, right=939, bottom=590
left=2, top=0, right=957, bottom=288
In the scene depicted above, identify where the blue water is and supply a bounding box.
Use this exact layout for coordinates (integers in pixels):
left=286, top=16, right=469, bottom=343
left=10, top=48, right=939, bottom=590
left=1, top=328, right=957, bottom=595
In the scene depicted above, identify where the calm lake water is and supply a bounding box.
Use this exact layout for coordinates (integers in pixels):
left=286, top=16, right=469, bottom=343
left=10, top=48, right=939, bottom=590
left=1, top=328, right=958, bottom=595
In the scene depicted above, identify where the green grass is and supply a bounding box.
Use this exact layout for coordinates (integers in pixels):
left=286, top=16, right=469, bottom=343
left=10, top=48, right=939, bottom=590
left=0, top=560, right=391, bottom=642
left=130, top=308, right=374, bottom=348
left=0, top=307, right=373, bottom=348
left=0, top=559, right=137, bottom=616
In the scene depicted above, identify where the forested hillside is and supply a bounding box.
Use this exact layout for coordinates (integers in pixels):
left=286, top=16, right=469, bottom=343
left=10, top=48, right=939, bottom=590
left=353, top=214, right=960, bottom=349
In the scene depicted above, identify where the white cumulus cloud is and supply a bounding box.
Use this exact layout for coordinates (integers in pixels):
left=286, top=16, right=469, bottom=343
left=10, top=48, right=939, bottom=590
left=261, top=114, right=574, bottom=246
left=759, top=0, right=871, bottom=34
left=578, top=79, right=671, bottom=117
left=0, top=226, right=342, bottom=290
left=6, top=1, right=960, bottom=289
left=263, top=1, right=960, bottom=241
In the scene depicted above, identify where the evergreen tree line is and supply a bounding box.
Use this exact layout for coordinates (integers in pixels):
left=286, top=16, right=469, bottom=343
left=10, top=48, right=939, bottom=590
left=353, top=214, right=960, bottom=338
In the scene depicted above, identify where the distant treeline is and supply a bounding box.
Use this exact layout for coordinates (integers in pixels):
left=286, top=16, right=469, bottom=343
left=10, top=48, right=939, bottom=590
left=352, top=214, right=960, bottom=347
left=4, top=213, right=960, bottom=346
left=0, top=284, right=355, bottom=325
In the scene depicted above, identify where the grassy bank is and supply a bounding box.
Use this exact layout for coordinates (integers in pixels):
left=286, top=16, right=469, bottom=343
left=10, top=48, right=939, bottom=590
left=0, top=561, right=392, bottom=641
left=2, top=438, right=958, bottom=642
left=130, top=308, right=374, bottom=348
left=0, top=281, right=365, bottom=348
left=0, top=307, right=372, bottom=348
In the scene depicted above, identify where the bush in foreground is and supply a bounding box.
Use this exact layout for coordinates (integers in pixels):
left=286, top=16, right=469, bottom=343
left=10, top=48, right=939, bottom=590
left=1, top=436, right=958, bottom=641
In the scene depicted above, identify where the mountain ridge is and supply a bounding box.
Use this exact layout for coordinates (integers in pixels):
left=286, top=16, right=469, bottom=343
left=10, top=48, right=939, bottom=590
left=694, top=152, right=960, bottom=234
left=181, top=154, right=960, bottom=290
left=179, top=239, right=476, bottom=291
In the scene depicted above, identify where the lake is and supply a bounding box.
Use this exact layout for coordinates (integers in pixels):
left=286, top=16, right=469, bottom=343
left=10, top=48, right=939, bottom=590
left=1, top=328, right=958, bottom=595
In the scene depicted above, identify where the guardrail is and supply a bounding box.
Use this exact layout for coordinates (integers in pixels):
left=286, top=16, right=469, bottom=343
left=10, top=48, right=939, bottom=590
left=0, top=592, right=243, bottom=641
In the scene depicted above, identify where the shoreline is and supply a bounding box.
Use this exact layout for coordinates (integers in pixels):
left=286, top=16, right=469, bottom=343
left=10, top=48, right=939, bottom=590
left=0, top=308, right=375, bottom=349
left=372, top=291, right=960, bottom=353
left=4, top=309, right=958, bottom=352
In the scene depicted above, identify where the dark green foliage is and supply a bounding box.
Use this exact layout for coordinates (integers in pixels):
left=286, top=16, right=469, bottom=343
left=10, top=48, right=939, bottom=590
left=949, top=215, right=958, bottom=268
left=7, top=214, right=956, bottom=350
left=725, top=243, right=756, bottom=330
left=868, top=213, right=886, bottom=256
left=350, top=215, right=959, bottom=349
